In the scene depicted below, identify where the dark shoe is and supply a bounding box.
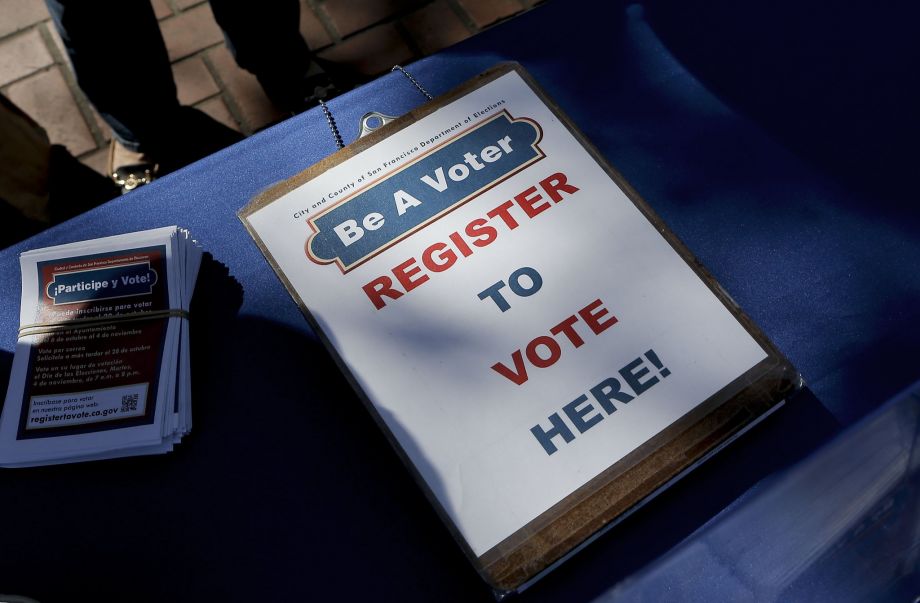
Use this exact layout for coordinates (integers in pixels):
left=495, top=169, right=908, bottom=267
left=148, top=106, right=245, bottom=175
left=107, top=140, right=157, bottom=194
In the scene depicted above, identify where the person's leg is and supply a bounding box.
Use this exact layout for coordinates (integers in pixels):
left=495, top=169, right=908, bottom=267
left=46, top=0, right=243, bottom=178
left=208, top=0, right=340, bottom=112
left=45, top=0, right=178, bottom=152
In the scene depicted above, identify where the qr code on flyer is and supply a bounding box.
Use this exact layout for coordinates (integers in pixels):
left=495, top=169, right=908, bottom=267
left=121, top=393, right=139, bottom=413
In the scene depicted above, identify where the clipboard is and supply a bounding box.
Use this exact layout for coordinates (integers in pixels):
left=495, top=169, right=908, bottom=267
left=239, top=62, right=800, bottom=594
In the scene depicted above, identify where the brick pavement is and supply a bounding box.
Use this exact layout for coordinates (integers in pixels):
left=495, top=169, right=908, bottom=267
left=0, top=0, right=543, bottom=177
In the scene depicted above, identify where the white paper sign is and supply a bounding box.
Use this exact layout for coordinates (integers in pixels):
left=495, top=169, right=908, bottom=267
left=244, top=70, right=767, bottom=556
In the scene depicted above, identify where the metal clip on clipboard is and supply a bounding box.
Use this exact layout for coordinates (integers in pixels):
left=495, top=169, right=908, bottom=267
left=319, top=65, right=433, bottom=148
left=358, top=112, right=398, bottom=138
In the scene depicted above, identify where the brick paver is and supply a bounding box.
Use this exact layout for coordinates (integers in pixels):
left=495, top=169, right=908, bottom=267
left=320, top=0, right=425, bottom=38
left=6, top=67, right=95, bottom=156
left=0, top=0, right=545, bottom=183
left=403, top=1, right=473, bottom=55
left=196, top=96, right=240, bottom=132
left=152, top=0, right=174, bottom=20
left=0, top=29, right=53, bottom=87
left=160, top=3, right=224, bottom=62
left=456, top=0, right=524, bottom=28
left=175, top=0, right=207, bottom=11
left=42, top=18, right=67, bottom=60
left=0, top=0, right=50, bottom=39
left=299, top=1, right=333, bottom=50
left=319, top=23, right=414, bottom=76
left=172, top=56, right=219, bottom=105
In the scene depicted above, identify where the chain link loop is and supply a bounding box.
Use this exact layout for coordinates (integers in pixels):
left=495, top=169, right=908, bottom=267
left=392, top=65, right=433, bottom=100
left=318, top=99, right=345, bottom=150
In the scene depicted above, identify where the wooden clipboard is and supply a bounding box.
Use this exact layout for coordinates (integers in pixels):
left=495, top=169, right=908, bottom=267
left=239, top=62, right=800, bottom=594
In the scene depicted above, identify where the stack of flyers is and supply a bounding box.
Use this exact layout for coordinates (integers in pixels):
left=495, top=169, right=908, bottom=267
left=0, top=227, right=200, bottom=467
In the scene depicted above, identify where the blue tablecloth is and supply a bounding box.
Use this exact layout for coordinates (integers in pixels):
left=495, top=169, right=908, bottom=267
left=601, top=379, right=920, bottom=603
left=1, top=2, right=917, bottom=600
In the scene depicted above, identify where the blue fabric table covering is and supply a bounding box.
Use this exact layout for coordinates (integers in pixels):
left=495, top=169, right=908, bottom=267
left=1, top=1, right=917, bottom=600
